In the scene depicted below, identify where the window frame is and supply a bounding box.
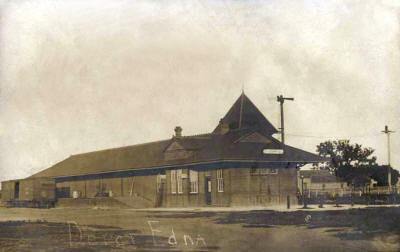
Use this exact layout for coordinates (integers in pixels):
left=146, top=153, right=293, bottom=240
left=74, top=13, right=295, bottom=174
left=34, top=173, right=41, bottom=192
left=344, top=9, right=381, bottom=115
left=177, top=169, right=183, bottom=194
left=171, top=170, right=177, bottom=194
left=189, top=170, right=199, bottom=194
left=217, top=169, right=224, bottom=193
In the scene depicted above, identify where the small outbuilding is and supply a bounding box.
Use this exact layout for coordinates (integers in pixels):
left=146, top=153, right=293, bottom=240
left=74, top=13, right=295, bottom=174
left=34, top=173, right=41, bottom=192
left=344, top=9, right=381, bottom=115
left=298, top=169, right=347, bottom=197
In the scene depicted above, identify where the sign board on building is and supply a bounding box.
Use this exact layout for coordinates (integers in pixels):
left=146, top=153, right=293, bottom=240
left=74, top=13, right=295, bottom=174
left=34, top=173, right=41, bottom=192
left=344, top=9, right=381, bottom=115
left=263, top=149, right=284, bottom=155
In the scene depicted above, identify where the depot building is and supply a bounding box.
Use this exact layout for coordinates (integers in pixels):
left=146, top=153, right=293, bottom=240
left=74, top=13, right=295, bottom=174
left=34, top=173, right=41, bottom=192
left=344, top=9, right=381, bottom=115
left=1, top=93, right=325, bottom=208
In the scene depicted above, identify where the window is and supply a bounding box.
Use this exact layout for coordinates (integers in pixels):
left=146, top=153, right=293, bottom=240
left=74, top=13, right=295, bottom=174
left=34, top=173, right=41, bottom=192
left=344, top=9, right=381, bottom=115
left=189, top=170, right=198, bottom=193
left=171, top=169, right=183, bottom=194
left=254, top=168, right=278, bottom=175
left=177, top=169, right=183, bottom=194
left=217, top=169, right=224, bottom=192
left=157, top=174, right=165, bottom=193
left=171, top=170, right=176, bottom=194
left=250, top=167, right=258, bottom=174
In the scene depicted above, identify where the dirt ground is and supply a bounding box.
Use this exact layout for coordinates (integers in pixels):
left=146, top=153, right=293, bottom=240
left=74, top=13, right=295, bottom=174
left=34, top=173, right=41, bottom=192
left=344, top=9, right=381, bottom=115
left=0, top=206, right=399, bottom=251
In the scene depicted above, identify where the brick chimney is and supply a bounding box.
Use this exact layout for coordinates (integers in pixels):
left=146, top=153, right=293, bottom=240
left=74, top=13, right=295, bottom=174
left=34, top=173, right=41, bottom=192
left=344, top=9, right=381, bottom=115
left=216, top=119, right=229, bottom=134
left=220, top=121, right=229, bottom=134
left=174, top=126, right=182, bottom=138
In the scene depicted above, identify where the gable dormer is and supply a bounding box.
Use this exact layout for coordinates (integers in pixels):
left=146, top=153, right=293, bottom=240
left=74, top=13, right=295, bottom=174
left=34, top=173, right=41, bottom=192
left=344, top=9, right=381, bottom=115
left=235, top=132, right=272, bottom=144
left=164, top=141, right=193, bottom=161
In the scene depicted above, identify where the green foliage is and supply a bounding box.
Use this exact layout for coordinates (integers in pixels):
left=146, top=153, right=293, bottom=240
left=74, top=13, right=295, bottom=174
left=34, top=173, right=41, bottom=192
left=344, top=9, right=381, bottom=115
left=316, top=140, right=397, bottom=186
left=336, top=165, right=399, bottom=187
left=317, top=140, right=377, bottom=171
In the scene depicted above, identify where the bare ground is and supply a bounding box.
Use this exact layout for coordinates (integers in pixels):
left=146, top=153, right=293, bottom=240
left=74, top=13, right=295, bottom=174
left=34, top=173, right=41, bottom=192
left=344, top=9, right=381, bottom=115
left=0, top=206, right=399, bottom=251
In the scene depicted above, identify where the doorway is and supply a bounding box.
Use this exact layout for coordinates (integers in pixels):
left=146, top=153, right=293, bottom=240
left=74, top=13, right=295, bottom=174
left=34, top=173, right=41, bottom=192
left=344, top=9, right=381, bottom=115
left=156, top=174, right=166, bottom=207
left=14, top=182, right=20, bottom=199
left=205, top=176, right=212, bottom=205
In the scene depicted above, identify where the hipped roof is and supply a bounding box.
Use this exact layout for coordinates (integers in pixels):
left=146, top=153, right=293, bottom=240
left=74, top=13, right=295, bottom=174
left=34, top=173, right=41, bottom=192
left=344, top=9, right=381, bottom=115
left=30, top=93, right=326, bottom=179
left=213, top=93, right=278, bottom=135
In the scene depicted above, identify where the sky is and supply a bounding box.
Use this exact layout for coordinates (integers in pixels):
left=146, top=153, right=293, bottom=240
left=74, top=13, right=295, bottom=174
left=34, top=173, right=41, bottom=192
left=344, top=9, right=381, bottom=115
left=0, top=0, right=399, bottom=183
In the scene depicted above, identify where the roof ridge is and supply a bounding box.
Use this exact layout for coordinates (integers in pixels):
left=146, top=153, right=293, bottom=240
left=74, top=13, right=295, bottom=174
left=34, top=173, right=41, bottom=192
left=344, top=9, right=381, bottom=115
left=70, top=132, right=215, bottom=157
left=179, top=133, right=213, bottom=138
left=70, top=138, right=172, bottom=157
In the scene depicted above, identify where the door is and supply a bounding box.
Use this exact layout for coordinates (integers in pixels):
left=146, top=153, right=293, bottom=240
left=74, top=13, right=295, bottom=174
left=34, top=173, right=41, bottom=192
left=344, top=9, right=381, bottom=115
left=56, top=187, right=70, bottom=198
left=14, top=182, right=20, bottom=199
left=205, top=177, right=212, bottom=205
left=156, top=175, right=165, bottom=207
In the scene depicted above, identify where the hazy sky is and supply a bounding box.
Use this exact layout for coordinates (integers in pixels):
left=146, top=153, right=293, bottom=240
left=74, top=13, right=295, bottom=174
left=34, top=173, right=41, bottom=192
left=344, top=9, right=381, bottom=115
left=1, top=0, right=399, bottom=182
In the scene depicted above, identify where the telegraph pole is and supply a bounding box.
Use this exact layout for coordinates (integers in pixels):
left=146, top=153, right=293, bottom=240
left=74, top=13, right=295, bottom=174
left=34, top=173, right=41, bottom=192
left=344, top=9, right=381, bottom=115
left=382, top=125, right=395, bottom=192
left=276, top=95, right=294, bottom=145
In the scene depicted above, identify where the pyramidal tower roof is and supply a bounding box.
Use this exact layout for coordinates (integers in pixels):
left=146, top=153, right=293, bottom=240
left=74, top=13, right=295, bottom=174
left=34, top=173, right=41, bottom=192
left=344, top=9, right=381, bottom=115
left=213, top=92, right=279, bottom=135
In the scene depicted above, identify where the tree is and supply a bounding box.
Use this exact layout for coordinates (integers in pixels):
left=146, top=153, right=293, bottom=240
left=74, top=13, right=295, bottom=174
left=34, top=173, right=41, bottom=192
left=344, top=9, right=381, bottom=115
left=316, top=140, right=377, bottom=173
left=316, top=140, right=398, bottom=186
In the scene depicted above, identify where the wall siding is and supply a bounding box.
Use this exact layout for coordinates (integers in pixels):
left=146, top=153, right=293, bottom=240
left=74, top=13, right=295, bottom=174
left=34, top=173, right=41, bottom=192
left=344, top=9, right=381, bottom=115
left=1, top=181, right=15, bottom=202
left=163, top=167, right=298, bottom=207
left=55, top=175, right=158, bottom=205
left=2, top=166, right=298, bottom=208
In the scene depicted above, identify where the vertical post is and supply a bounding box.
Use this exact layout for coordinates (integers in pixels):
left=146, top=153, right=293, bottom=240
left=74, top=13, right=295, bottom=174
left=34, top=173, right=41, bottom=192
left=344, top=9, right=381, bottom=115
left=276, top=95, right=294, bottom=145
left=351, top=184, right=354, bottom=206
left=388, top=132, right=391, bottom=191
left=301, top=175, right=307, bottom=208
left=382, top=125, right=395, bottom=193
left=280, top=99, right=285, bottom=144
left=301, top=176, right=304, bottom=198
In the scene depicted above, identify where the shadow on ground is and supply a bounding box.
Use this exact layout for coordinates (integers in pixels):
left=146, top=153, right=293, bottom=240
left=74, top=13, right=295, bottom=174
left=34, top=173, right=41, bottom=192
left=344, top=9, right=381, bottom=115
left=146, top=212, right=218, bottom=219
left=214, top=207, right=400, bottom=241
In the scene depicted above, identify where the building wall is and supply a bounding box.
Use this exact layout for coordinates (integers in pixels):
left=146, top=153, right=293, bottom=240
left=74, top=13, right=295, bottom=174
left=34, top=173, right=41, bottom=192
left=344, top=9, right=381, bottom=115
left=230, top=167, right=298, bottom=206
left=1, top=181, right=15, bottom=202
left=55, top=174, right=159, bottom=205
left=120, top=175, right=158, bottom=203
left=297, top=176, right=347, bottom=194
left=164, top=167, right=298, bottom=207
left=163, top=168, right=231, bottom=207
left=19, top=179, right=35, bottom=201
left=1, top=178, right=55, bottom=202
left=309, top=182, right=347, bottom=191
left=2, top=167, right=298, bottom=208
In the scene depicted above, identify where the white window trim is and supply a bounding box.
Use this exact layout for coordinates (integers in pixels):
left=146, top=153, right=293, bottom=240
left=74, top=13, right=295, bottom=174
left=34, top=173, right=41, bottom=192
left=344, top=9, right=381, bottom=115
left=190, top=182, right=198, bottom=194
left=177, top=169, right=183, bottom=194
left=189, top=170, right=199, bottom=194
left=171, top=170, right=176, bottom=194
left=217, top=169, right=224, bottom=193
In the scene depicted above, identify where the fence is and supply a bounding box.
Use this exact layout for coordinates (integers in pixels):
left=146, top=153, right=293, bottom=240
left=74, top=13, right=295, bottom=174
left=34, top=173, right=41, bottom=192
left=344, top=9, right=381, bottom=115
left=300, top=186, right=400, bottom=205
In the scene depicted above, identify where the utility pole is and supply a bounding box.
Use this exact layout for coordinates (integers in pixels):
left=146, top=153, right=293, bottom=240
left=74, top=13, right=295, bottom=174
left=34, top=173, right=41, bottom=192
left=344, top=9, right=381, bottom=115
left=276, top=95, right=294, bottom=145
left=382, top=125, right=395, bottom=192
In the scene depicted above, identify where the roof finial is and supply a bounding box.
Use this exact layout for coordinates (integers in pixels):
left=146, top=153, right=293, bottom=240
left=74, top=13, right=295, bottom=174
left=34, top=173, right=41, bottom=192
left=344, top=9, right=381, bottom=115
left=239, top=88, right=245, bottom=129
left=241, top=82, right=245, bottom=94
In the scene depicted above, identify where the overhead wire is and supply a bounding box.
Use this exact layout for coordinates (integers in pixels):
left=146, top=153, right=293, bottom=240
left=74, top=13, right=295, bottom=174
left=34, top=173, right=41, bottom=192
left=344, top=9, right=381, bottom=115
left=285, top=132, right=388, bottom=139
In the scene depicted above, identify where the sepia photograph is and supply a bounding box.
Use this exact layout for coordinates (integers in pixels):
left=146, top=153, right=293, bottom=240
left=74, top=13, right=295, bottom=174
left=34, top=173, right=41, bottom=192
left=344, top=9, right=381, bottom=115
left=0, top=0, right=399, bottom=251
